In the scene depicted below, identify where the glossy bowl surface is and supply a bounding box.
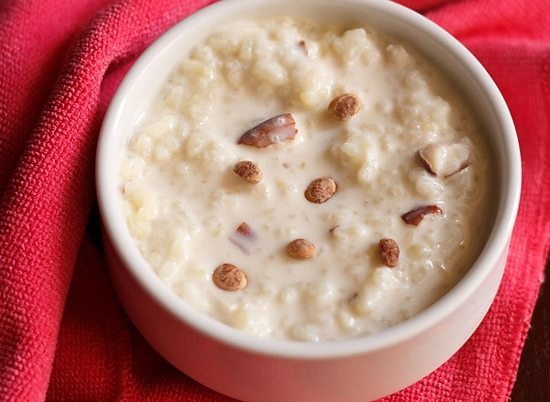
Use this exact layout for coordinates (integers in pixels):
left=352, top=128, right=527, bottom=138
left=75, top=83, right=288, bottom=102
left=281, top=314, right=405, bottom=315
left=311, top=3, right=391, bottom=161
left=96, top=1, right=521, bottom=401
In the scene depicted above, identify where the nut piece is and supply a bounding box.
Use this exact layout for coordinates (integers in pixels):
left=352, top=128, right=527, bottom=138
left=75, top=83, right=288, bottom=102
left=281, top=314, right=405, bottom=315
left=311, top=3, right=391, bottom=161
left=328, top=94, right=361, bottom=121
left=213, top=263, right=247, bottom=291
left=418, top=142, right=470, bottom=177
left=236, top=222, right=254, bottom=238
left=401, top=205, right=443, bottom=225
left=305, top=177, right=337, bottom=204
left=379, top=238, right=399, bottom=268
left=233, top=161, right=262, bottom=184
left=286, top=238, right=316, bottom=259
left=298, top=40, right=308, bottom=55
left=229, top=222, right=256, bottom=254
left=238, top=113, right=297, bottom=148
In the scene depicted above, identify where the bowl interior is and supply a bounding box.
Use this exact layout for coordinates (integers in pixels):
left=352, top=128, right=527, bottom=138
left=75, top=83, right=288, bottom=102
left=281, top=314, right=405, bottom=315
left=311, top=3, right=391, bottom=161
left=97, top=0, right=521, bottom=357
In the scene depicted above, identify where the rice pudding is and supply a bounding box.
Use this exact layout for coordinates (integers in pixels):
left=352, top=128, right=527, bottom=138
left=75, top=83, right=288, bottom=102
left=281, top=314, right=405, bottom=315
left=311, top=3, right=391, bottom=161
left=119, top=17, right=494, bottom=341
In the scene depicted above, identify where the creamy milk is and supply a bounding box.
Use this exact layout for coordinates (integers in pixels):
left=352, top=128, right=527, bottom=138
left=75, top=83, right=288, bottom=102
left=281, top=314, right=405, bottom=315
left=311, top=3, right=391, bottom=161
left=119, top=17, right=494, bottom=341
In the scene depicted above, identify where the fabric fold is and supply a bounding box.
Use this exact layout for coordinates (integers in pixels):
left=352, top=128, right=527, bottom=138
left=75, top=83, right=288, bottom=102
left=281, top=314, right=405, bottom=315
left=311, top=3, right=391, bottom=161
left=0, top=0, right=547, bottom=400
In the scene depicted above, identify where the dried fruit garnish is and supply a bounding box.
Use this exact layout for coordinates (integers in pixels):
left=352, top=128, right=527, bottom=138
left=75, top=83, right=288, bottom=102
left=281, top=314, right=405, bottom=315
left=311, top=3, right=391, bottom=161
left=229, top=222, right=256, bottom=254
left=418, top=142, right=470, bottom=178
left=238, top=113, right=297, bottom=148
left=298, top=40, right=308, bottom=55
left=286, top=238, right=316, bottom=259
left=379, top=238, right=399, bottom=267
left=213, top=263, right=247, bottom=291
left=401, top=205, right=443, bottom=225
left=233, top=160, right=262, bottom=184
left=305, top=177, right=337, bottom=204
left=328, top=94, right=361, bottom=121
left=236, top=222, right=254, bottom=237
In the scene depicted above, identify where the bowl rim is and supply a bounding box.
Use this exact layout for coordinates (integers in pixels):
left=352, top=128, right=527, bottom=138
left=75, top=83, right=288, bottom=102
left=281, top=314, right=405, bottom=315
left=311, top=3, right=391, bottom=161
left=96, top=0, right=521, bottom=358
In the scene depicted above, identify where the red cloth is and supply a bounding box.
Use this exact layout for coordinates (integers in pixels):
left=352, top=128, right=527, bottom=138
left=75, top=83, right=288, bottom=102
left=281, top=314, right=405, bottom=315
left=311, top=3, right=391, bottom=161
left=0, top=0, right=548, bottom=400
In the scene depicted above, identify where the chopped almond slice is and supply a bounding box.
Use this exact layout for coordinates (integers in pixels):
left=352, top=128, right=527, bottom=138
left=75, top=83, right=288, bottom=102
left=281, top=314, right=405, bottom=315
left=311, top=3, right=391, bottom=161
left=229, top=222, right=256, bottom=254
left=418, top=142, right=470, bottom=177
left=298, top=40, right=308, bottom=55
left=213, top=263, right=247, bottom=291
left=238, top=113, right=297, bottom=148
left=236, top=222, right=255, bottom=238
left=401, top=205, right=443, bottom=225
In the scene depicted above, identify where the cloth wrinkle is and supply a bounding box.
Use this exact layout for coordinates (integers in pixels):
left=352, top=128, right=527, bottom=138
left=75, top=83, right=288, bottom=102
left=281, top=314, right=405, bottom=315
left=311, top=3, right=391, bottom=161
left=0, top=0, right=547, bottom=401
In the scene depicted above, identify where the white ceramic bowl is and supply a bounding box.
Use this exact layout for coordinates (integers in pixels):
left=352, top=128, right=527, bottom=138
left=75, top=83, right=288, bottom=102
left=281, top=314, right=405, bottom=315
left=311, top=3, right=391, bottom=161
left=96, top=1, right=521, bottom=401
